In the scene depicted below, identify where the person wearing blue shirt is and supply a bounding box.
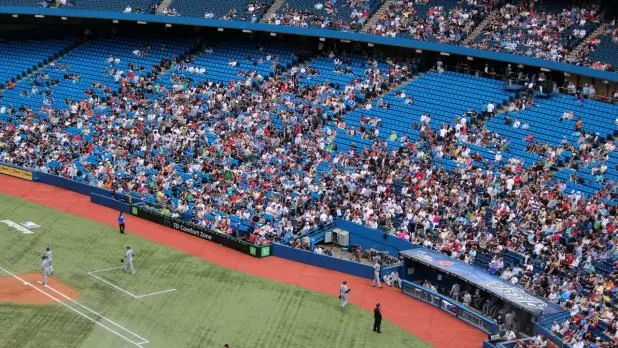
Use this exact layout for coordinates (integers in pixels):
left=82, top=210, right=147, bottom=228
left=118, top=212, right=126, bottom=234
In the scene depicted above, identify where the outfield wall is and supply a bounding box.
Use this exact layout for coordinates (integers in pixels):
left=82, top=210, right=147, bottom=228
left=0, top=6, right=617, bottom=82
left=272, top=243, right=403, bottom=279
left=272, top=243, right=375, bottom=279
left=90, top=193, right=132, bottom=213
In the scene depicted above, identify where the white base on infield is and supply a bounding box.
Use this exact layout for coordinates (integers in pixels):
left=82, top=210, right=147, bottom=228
left=88, top=267, right=176, bottom=299
left=0, top=266, right=150, bottom=347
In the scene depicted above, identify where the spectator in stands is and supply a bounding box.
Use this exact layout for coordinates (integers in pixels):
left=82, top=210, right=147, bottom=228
left=471, top=1, right=600, bottom=63
left=1, top=38, right=617, bottom=347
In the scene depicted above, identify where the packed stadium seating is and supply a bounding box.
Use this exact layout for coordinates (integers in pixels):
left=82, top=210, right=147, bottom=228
left=587, top=26, right=618, bottom=71
left=69, top=0, right=158, bottom=12
left=472, top=1, right=601, bottom=62
left=1, top=0, right=618, bottom=71
left=267, top=0, right=380, bottom=31
left=369, top=0, right=493, bottom=42
left=170, top=0, right=272, bottom=21
left=0, top=19, right=616, bottom=345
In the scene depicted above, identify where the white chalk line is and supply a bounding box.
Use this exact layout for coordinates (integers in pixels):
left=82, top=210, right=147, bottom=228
left=45, top=284, right=149, bottom=345
left=0, top=266, right=149, bottom=347
left=135, top=288, right=177, bottom=299
left=89, top=266, right=125, bottom=274
left=88, top=267, right=176, bottom=299
left=88, top=272, right=139, bottom=299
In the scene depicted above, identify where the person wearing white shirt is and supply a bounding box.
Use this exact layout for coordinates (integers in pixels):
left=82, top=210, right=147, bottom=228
left=486, top=102, right=495, bottom=115
left=462, top=292, right=472, bottom=306
left=371, top=261, right=382, bottom=288
left=339, top=281, right=351, bottom=308
left=505, top=329, right=516, bottom=340
left=44, top=247, right=54, bottom=274
left=123, top=246, right=135, bottom=274
left=40, top=255, right=51, bottom=285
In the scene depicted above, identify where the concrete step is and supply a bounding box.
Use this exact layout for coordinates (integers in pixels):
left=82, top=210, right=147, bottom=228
left=566, top=23, right=608, bottom=61
left=463, top=7, right=499, bottom=46
left=156, top=0, right=173, bottom=15
left=362, top=0, right=395, bottom=33
left=262, top=0, right=286, bottom=23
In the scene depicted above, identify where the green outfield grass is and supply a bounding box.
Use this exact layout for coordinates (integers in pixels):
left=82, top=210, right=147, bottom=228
left=0, top=194, right=429, bottom=348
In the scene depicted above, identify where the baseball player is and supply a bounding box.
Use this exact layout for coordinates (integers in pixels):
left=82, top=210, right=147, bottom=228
left=371, top=260, right=382, bottom=288
left=339, top=280, right=351, bottom=309
left=122, top=246, right=135, bottom=274
left=40, top=255, right=51, bottom=285
left=44, top=247, right=53, bottom=275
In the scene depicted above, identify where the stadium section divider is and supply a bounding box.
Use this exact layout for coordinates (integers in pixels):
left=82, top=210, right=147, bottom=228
left=482, top=340, right=498, bottom=348
left=272, top=243, right=376, bottom=279
left=0, top=7, right=616, bottom=82
left=335, top=219, right=419, bottom=257
left=35, top=172, right=114, bottom=197
left=90, top=193, right=131, bottom=214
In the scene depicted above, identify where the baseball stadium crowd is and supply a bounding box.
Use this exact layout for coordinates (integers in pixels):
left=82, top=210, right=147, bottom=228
left=264, top=0, right=375, bottom=31
left=570, top=22, right=618, bottom=72
left=20, top=0, right=618, bottom=71
left=0, top=41, right=617, bottom=346
left=367, top=0, right=494, bottom=42
left=470, top=1, right=601, bottom=62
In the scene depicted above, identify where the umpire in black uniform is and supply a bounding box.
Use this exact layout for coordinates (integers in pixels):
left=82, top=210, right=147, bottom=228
left=373, top=303, right=382, bottom=333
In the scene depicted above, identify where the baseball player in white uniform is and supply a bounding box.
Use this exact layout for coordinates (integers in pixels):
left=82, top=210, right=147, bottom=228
left=371, top=261, right=382, bottom=288
left=45, top=247, right=53, bottom=274
left=123, top=246, right=135, bottom=274
left=339, top=280, right=351, bottom=309
left=40, top=255, right=51, bottom=285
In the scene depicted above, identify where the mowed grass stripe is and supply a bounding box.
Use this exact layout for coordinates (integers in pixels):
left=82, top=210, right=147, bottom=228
left=0, top=194, right=429, bottom=348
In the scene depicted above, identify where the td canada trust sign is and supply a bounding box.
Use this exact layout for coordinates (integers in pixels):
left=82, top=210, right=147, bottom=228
left=172, top=222, right=213, bottom=241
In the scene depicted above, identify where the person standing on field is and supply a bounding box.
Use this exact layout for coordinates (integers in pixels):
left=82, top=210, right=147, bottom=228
left=371, top=260, right=382, bottom=288
left=373, top=303, right=382, bottom=333
left=40, top=255, right=51, bottom=285
left=118, top=212, right=126, bottom=234
left=339, top=280, right=351, bottom=309
left=44, top=247, right=53, bottom=275
left=123, top=246, right=135, bottom=274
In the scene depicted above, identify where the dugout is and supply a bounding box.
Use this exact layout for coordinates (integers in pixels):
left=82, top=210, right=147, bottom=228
left=399, top=248, right=564, bottom=336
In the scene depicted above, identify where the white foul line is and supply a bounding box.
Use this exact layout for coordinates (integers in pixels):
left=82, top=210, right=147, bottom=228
left=45, top=284, right=149, bottom=345
left=0, top=266, right=149, bottom=347
left=135, top=288, right=177, bottom=299
left=87, top=267, right=176, bottom=300
left=88, top=272, right=139, bottom=299
left=89, top=266, right=125, bottom=274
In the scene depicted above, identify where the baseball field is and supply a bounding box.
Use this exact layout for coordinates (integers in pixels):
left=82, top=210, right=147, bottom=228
left=0, top=193, right=429, bottom=348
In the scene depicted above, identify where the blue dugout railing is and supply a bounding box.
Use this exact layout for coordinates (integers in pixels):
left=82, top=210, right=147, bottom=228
left=0, top=6, right=618, bottom=82
left=401, top=279, right=498, bottom=334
